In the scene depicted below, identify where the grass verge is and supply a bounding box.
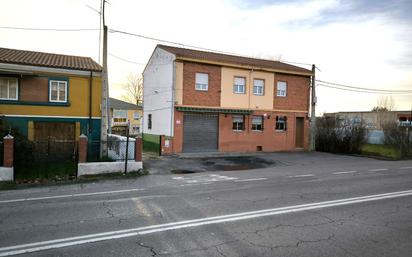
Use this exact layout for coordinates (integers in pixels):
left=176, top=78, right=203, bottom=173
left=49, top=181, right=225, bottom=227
left=0, top=165, right=148, bottom=191
left=361, top=144, right=400, bottom=159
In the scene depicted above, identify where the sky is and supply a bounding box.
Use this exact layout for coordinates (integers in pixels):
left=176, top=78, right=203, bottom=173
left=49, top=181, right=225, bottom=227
left=1, top=0, right=411, bottom=114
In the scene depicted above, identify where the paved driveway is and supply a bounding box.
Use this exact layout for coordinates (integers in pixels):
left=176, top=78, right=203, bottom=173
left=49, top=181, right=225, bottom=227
left=144, top=151, right=377, bottom=175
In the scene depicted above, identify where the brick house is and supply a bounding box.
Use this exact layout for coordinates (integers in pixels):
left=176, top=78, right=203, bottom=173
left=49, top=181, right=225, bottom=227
left=0, top=47, right=102, bottom=160
left=143, top=45, right=313, bottom=154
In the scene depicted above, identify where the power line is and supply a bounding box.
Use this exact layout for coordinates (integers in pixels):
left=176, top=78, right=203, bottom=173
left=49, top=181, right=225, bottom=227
left=109, top=53, right=146, bottom=65
left=0, top=26, right=99, bottom=31
left=317, top=83, right=412, bottom=95
left=316, top=79, right=412, bottom=93
left=109, top=28, right=312, bottom=68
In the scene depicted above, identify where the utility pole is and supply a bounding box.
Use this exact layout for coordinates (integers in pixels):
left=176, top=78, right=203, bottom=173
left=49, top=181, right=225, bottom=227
left=100, top=0, right=108, bottom=158
left=310, top=64, right=316, bottom=151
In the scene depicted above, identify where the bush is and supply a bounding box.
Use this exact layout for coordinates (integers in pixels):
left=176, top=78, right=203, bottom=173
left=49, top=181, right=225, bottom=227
left=382, top=122, right=412, bottom=158
left=316, top=116, right=367, bottom=154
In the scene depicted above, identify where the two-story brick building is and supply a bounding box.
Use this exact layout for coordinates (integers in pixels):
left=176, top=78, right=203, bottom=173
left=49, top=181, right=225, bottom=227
left=143, top=45, right=313, bottom=154
left=0, top=47, right=102, bottom=160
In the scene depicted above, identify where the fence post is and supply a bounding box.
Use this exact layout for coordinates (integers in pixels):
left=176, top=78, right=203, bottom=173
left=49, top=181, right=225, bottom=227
left=78, top=134, right=88, bottom=163
left=135, top=137, right=142, bottom=162
left=3, top=135, right=13, bottom=167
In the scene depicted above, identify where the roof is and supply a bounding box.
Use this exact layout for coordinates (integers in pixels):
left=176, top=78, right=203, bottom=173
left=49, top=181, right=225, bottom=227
left=0, top=47, right=102, bottom=72
left=109, top=97, right=141, bottom=110
left=157, top=44, right=312, bottom=75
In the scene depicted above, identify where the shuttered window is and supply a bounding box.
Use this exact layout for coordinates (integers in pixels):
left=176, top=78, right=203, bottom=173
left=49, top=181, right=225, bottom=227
left=252, top=116, right=264, bottom=131
left=232, top=115, right=245, bottom=131
left=253, top=79, right=264, bottom=95
left=276, top=116, right=287, bottom=131
left=195, top=73, right=208, bottom=91
left=277, top=81, right=287, bottom=97
left=233, top=77, right=246, bottom=94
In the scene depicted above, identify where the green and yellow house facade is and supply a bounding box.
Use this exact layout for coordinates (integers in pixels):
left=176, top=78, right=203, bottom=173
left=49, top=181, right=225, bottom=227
left=0, top=47, right=102, bottom=159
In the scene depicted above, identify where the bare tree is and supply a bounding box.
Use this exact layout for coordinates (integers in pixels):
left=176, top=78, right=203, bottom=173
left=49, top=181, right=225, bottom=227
left=372, top=96, right=396, bottom=129
left=121, top=73, right=143, bottom=106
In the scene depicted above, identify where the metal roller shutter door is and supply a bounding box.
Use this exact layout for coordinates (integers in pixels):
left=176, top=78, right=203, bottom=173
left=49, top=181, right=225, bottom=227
left=183, top=113, right=218, bottom=152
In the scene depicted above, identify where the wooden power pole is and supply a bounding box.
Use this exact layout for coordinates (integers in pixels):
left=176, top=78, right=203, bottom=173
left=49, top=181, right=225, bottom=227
left=310, top=64, right=316, bottom=151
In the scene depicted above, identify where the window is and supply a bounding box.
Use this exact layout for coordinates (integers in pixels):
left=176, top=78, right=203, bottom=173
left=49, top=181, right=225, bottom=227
left=113, top=109, right=128, bottom=123
left=233, top=77, right=246, bottom=94
left=232, top=115, right=245, bottom=131
left=195, top=73, right=208, bottom=91
left=0, top=77, right=18, bottom=100
left=253, top=79, right=264, bottom=95
left=277, top=81, right=287, bottom=97
left=49, top=80, right=67, bottom=102
left=133, top=111, right=140, bottom=120
left=148, top=114, right=152, bottom=129
left=132, top=126, right=140, bottom=134
left=252, top=116, right=264, bottom=131
left=276, top=116, right=287, bottom=131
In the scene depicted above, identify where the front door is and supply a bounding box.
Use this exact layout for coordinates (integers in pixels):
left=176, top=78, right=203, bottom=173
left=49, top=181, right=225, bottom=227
left=295, top=117, right=304, bottom=148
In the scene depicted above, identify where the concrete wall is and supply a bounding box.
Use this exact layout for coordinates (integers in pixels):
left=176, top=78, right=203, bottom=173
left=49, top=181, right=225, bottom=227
left=143, top=47, right=175, bottom=136
left=0, top=167, right=13, bottom=181
left=77, top=161, right=142, bottom=177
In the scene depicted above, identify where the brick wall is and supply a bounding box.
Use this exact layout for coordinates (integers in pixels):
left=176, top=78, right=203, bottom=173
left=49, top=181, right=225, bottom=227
left=218, top=111, right=309, bottom=152
left=20, top=77, right=49, bottom=102
left=182, top=62, right=221, bottom=106
left=273, top=74, right=310, bottom=111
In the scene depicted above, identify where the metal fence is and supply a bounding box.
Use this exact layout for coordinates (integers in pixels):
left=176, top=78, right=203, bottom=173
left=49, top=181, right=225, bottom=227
left=88, top=135, right=136, bottom=162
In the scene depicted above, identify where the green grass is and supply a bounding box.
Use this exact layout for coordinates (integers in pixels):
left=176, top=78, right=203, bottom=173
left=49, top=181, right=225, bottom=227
left=143, top=134, right=160, bottom=153
left=14, top=161, right=77, bottom=182
left=361, top=144, right=400, bottom=159
left=0, top=167, right=148, bottom=191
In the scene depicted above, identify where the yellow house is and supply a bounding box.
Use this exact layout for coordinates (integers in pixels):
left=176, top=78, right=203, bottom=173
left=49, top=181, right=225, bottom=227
left=109, top=97, right=142, bottom=136
left=0, top=47, right=102, bottom=160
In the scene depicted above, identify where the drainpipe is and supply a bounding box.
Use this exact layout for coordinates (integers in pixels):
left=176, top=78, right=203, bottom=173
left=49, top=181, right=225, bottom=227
left=88, top=71, right=93, bottom=136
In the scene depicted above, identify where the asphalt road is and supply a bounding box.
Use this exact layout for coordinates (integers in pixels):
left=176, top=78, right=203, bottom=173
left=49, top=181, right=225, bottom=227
left=1, top=152, right=412, bottom=256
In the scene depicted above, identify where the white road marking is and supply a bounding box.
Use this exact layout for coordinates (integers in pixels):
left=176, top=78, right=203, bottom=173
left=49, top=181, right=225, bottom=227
left=333, top=171, right=357, bottom=175
left=0, top=188, right=145, bottom=204
left=235, top=178, right=267, bottom=182
left=1, top=189, right=412, bottom=256
left=400, top=167, right=412, bottom=170
left=176, top=174, right=237, bottom=184
left=288, top=174, right=315, bottom=178
left=369, top=168, right=388, bottom=172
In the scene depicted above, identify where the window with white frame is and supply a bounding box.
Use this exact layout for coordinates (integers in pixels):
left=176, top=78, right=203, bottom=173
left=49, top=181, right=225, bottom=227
left=0, top=77, right=18, bottom=100
left=275, top=116, right=287, bottom=131
left=253, top=79, right=264, bottom=95
left=133, top=111, right=140, bottom=120
left=49, top=80, right=67, bottom=102
left=233, top=77, right=246, bottom=94
left=113, top=109, right=128, bottom=123
left=252, top=116, right=264, bottom=131
left=132, top=125, right=140, bottom=134
left=277, top=81, right=287, bottom=97
left=195, top=73, right=208, bottom=91
left=232, top=115, right=245, bottom=131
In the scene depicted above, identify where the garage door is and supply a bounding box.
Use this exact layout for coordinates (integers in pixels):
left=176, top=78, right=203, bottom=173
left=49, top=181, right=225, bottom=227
left=183, top=113, right=218, bottom=152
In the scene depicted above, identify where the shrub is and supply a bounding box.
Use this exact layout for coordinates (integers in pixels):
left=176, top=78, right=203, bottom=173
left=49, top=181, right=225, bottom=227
left=316, top=116, right=367, bottom=154
left=382, top=122, right=412, bottom=158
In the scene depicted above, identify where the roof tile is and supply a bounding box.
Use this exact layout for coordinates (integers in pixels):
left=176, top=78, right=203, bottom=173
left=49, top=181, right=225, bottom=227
left=157, top=44, right=312, bottom=75
left=0, top=47, right=102, bottom=72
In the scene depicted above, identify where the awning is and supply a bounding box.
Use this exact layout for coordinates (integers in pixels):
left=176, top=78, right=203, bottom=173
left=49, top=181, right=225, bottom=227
left=176, top=106, right=252, bottom=115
